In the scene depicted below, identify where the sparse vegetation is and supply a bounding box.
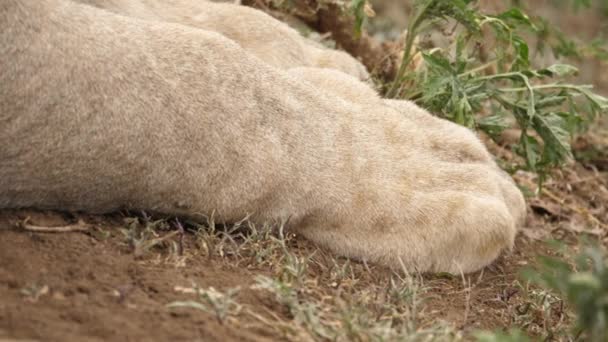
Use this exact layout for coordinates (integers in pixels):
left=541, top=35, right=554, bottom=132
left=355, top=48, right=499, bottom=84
left=245, top=225, right=458, bottom=341
left=120, top=216, right=176, bottom=257
left=158, top=215, right=608, bottom=341
left=523, top=243, right=608, bottom=342
left=355, top=0, right=608, bottom=184
left=168, top=285, right=242, bottom=324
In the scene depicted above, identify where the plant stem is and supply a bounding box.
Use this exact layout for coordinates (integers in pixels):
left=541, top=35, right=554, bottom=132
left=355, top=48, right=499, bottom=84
left=387, top=0, right=437, bottom=98
left=457, top=60, right=497, bottom=77
left=498, top=84, right=593, bottom=92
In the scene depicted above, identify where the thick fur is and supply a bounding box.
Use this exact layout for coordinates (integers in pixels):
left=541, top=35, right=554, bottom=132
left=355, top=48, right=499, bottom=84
left=0, top=0, right=526, bottom=273
left=74, top=0, right=370, bottom=80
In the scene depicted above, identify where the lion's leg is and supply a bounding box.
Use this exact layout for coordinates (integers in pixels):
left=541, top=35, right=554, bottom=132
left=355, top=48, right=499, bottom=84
left=71, top=0, right=369, bottom=79
left=0, top=0, right=344, bottom=223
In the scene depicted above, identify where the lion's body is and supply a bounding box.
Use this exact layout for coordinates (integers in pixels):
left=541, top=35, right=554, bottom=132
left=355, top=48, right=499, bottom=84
left=0, top=0, right=525, bottom=273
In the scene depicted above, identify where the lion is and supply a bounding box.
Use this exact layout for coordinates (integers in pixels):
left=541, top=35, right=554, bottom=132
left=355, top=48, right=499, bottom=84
left=0, top=0, right=525, bottom=273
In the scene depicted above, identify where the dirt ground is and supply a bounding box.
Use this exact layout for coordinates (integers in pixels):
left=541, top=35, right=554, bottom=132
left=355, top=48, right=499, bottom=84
left=0, top=211, right=281, bottom=342
left=0, top=212, right=555, bottom=341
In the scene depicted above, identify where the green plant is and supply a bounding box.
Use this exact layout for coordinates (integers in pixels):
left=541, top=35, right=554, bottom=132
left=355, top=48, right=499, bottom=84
left=522, top=243, right=608, bottom=342
left=167, top=285, right=242, bottom=324
left=120, top=217, right=178, bottom=257
left=252, top=249, right=456, bottom=341
left=354, top=0, right=608, bottom=184
left=350, top=0, right=374, bottom=38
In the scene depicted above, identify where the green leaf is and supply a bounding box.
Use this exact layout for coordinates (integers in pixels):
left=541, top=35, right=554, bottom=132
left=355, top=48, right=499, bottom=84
left=578, top=87, right=608, bottom=110
left=455, top=95, right=474, bottom=127
left=477, top=113, right=509, bottom=137
left=533, top=112, right=573, bottom=165
left=421, top=51, right=454, bottom=73
left=428, top=0, right=481, bottom=33
left=496, top=8, right=535, bottom=30
left=555, top=111, right=583, bottom=135
left=540, top=64, right=579, bottom=77
left=536, top=95, right=568, bottom=109
left=350, top=0, right=367, bottom=38
left=518, top=133, right=540, bottom=170
left=511, top=36, right=530, bottom=71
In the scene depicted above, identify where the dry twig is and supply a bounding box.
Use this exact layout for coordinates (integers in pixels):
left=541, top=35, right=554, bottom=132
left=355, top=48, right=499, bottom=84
left=19, top=217, right=90, bottom=233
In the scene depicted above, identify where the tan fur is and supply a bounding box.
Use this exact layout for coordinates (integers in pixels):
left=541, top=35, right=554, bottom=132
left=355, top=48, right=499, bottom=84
left=0, top=0, right=526, bottom=273
left=287, top=67, right=380, bottom=104
left=74, top=0, right=370, bottom=80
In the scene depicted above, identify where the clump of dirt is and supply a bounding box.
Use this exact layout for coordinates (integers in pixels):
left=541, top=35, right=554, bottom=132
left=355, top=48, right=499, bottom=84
left=0, top=210, right=281, bottom=342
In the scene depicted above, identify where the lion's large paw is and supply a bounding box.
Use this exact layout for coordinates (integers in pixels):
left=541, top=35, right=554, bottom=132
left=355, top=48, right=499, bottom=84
left=383, top=99, right=527, bottom=227
left=298, top=97, right=525, bottom=274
